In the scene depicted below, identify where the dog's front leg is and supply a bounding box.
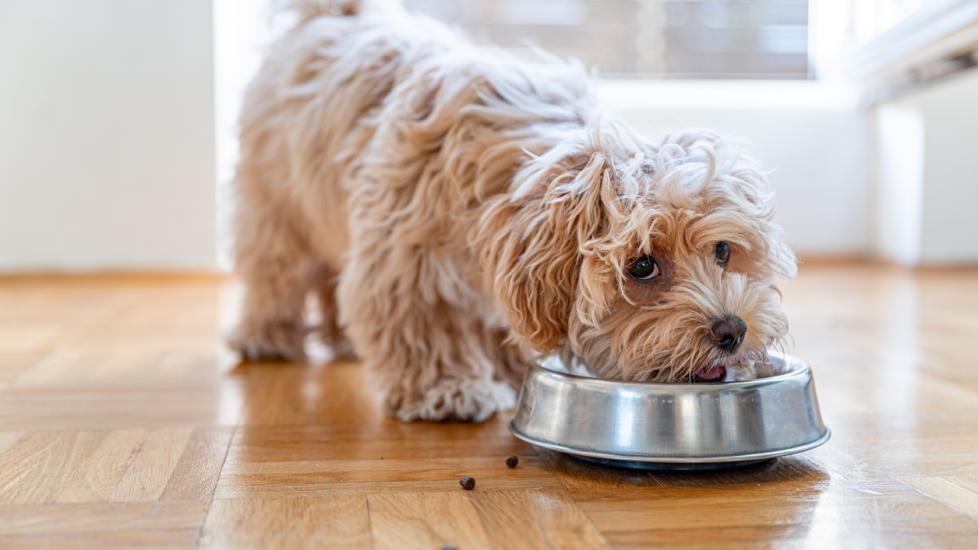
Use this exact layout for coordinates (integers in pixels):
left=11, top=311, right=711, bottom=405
left=337, top=243, right=517, bottom=422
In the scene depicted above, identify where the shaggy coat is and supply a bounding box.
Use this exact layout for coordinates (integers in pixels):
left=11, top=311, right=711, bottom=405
left=229, top=1, right=796, bottom=421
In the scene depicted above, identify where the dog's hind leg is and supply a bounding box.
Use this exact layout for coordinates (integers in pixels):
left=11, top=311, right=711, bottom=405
left=311, top=266, right=357, bottom=361
left=227, top=181, right=316, bottom=362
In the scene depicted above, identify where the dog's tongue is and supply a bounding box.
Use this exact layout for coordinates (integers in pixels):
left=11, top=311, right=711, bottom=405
left=694, top=364, right=727, bottom=382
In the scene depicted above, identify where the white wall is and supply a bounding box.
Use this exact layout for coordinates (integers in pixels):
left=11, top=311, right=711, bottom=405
left=0, top=0, right=216, bottom=272
left=872, top=68, right=978, bottom=265
left=214, top=0, right=276, bottom=270
left=872, top=105, right=924, bottom=265
left=912, top=69, right=978, bottom=263
left=598, top=80, right=871, bottom=257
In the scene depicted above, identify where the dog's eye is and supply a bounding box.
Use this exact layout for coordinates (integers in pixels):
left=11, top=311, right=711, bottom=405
left=715, top=241, right=730, bottom=266
left=628, top=255, right=660, bottom=280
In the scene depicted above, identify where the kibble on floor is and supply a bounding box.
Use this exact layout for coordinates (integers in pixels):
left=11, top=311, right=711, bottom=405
left=459, top=475, right=476, bottom=490
left=505, top=455, right=519, bottom=468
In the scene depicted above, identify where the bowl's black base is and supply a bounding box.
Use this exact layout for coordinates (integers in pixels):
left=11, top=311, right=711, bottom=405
left=572, top=454, right=776, bottom=472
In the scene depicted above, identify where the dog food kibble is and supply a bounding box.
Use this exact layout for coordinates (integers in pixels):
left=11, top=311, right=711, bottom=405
left=505, top=455, right=519, bottom=468
left=459, top=475, right=476, bottom=490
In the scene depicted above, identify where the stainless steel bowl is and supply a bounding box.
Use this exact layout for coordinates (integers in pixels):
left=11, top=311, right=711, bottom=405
left=510, top=352, right=829, bottom=470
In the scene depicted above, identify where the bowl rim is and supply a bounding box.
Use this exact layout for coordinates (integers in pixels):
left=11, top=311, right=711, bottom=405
left=532, top=350, right=811, bottom=392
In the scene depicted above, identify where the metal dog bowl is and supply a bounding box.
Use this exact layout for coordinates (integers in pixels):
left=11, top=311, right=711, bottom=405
left=510, top=352, right=829, bottom=470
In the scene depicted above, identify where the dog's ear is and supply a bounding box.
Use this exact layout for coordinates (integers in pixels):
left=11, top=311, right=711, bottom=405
left=477, top=150, right=616, bottom=351
left=658, top=130, right=797, bottom=281
left=722, top=166, right=798, bottom=282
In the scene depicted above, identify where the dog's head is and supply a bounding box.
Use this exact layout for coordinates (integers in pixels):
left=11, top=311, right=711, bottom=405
left=481, top=126, right=796, bottom=382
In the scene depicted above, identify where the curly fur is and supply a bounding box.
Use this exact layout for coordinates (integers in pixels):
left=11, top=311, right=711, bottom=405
left=228, top=1, right=797, bottom=421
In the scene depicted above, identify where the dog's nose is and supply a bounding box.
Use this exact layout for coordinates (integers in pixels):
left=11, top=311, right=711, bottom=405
left=710, top=316, right=747, bottom=352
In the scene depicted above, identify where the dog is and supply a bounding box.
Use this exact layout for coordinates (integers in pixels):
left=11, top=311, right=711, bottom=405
left=228, top=0, right=797, bottom=421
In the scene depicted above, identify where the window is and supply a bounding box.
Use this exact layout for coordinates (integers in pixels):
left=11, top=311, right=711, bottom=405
left=405, top=0, right=810, bottom=79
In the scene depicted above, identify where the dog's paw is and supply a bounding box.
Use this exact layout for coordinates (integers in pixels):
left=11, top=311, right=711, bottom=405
left=227, top=319, right=308, bottom=362
left=392, top=378, right=516, bottom=422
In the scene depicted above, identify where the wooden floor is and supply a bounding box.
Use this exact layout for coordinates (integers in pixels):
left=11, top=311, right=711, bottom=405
left=1, top=263, right=978, bottom=548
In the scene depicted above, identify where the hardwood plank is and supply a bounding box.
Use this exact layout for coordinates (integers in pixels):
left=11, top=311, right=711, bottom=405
left=161, top=427, right=234, bottom=502
left=0, top=322, right=64, bottom=354
left=0, top=431, right=106, bottom=504
left=112, top=428, right=193, bottom=502
left=0, top=432, right=21, bottom=455
left=215, top=451, right=560, bottom=498
left=12, top=346, right=222, bottom=390
left=470, top=487, right=610, bottom=549
left=909, top=476, right=978, bottom=520
left=0, top=501, right=208, bottom=544
left=57, top=429, right=146, bottom=503
left=0, top=388, right=240, bottom=430
left=233, top=362, right=383, bottom=427
left=367, top=491, right=491, bottom=550
left=0, top=530, right=199, bottom=549
left=0, top=353, right=47, bottom=390
left=576, top=479, right=978, bottom=548
left=199, top=495, right=370, bottom=548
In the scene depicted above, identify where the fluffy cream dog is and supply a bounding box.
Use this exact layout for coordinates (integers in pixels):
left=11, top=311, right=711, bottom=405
left=229, top=0, right=797, bottom=421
